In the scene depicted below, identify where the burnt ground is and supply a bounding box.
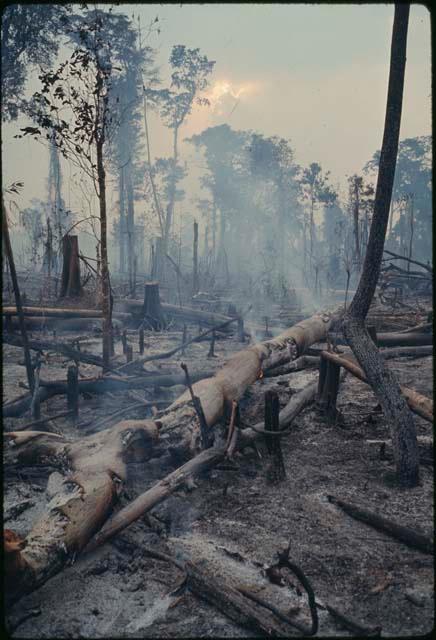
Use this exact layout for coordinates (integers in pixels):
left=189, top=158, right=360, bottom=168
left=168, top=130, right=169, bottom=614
left=3, top=323, right=434, bottom=638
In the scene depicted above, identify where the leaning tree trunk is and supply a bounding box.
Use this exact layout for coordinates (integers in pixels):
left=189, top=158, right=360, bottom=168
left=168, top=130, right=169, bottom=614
left=59, top=235, right=81, bottom=298
left=343, top=4, right=419, bottom=488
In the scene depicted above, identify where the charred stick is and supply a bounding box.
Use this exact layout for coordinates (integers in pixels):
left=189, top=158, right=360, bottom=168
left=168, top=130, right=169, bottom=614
left=181, top=362, right=212, bottom=449
left=327, top=495, right=433, bottom=554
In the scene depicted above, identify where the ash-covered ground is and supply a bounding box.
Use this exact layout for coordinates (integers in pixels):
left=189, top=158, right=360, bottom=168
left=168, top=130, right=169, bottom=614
left=3, top=322, right=434, bottom=637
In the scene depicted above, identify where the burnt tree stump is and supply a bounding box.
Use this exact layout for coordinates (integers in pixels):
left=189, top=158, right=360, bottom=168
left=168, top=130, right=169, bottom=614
left=59, top=235, right=82, bottom=298
left=142, top=282, right=166, bottom=331
left=67, top=364, right=79, bottom=418
left=317, top=356, right=341, bottom=422
left=207, top=330, right=216, bottom=358
left=237, top=316, right=245, bottom=343
left=264, top=390, right=286, bottom=483
left=121, top=329, right=128, bottom=354
left=139, top=328, right=145, bottom=355
left=126, top=345, right=133, bottom=363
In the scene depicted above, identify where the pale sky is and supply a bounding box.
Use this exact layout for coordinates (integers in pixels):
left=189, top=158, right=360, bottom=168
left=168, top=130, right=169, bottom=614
left=2, top=3, right=432, bottom=218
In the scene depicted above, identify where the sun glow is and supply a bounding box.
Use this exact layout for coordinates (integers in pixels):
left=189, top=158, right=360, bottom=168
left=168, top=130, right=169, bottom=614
left=205, top=79, right=258, bottom=113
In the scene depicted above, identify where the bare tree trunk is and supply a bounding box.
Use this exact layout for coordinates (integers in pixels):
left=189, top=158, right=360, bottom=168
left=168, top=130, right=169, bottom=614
left=193, top=220, right=199, bottom=296
left=343, top=4, right=419, bottom=488
left=96, top=139, right=112, bottom=371
left=2, top=197, right=34, bottom=391
left=164, top=125, right=179, bottom=255
left=118, top=165, right=126, bottom=273
left=142, top=92, right=164, bottom=236
left=353, top=180, right=361, bottom=268
left=126, top=164, right=135, bottom=294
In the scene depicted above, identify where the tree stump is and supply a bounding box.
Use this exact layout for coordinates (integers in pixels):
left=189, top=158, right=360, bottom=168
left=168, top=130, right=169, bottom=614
left=67, top=364, right=79, bottom=418
left=59, top=235, right=82, bottom=298
left=142, top=282, right=166, bottom=331
left=264, top=390, right=286, bottom=483
left=317, top=357, right=341, bottom=422
left=139, top=328, right=145, bottom=355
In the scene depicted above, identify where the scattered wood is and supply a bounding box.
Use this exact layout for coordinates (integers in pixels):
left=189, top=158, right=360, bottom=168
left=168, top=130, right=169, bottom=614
left=320, top=350, right=433, bottom=423
left=4, top=500, right=36, bottom=522
left=327, top=495, right=433, bottom=554
left=5, top=411, right=74, bottom=433
left=3, top=369, right=212, bottom=419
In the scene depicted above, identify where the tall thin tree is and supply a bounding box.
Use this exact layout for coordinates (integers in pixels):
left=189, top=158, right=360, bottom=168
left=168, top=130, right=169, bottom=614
left=343, top=4, right=419, bottom=487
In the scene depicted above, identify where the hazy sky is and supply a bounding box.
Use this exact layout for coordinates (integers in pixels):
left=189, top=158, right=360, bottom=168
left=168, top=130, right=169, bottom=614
left=2, top=3, right=432, bottom=215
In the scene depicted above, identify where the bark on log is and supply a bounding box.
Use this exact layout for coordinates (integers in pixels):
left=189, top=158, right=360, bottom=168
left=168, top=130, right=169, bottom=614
left=89, top=353, right=337, bottom=551
left=5, top=311, right=336, bottom=601
left=380, top=345, right=433, bottom=359
left=4, top=420, right=159, bottom=604
left=157, top=309, right=337, bottom=456
left=321, top=351, right=433, bottom=423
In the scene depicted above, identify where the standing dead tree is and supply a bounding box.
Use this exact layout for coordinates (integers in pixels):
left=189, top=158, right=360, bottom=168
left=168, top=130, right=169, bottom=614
left=342, top=4, right=419, bottom=487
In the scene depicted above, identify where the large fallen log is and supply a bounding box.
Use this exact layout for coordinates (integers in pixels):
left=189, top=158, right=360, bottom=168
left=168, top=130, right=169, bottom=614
left=119, top=297, right=233, bottom=327
left=87, top=375, right=339, bottom=550
left=321, top=351, right=433, bottom=423
left=4, top=316, right=125, bottom=332
left=4, top=420, right=159, bottom=604
left=3, top=306, right=130, bottom=320
left=329, top=331, right=432, bottom=348
left=157, top=309, right=337, bottom=456
left=5, top=310, right=336, bottom=601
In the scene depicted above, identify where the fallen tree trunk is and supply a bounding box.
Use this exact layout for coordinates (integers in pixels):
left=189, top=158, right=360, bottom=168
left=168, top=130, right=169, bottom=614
left=5, top=311, right=336, bottom=601
left=5, top=316, right=125, bottom=332
left=4, top=420, right=159, bottom=604
left=3, top=334, right=106, bottom=368
left=156, top=309, right=337, bottom=456
left=380, top=345, right=433, bottom=360
left=87, top=375, right=333, bottom=550
left=327, top=495, right=433, bottom=554
left=263, top=355, right=320, bottom=378
left=329, top=332, right=432, bottom=348
left=3, top=306, right=130, bottom=320
left=119, top=297, right=233, bottom=327
left=321, top=351, right=433, bottom=423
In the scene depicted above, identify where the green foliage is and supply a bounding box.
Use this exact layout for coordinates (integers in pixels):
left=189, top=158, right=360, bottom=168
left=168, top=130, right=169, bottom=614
left=365, top=136, right=432, bottom=260
left=146, top=45, right=215, bottom=130
left=1, top=4, right=72, bottom=120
